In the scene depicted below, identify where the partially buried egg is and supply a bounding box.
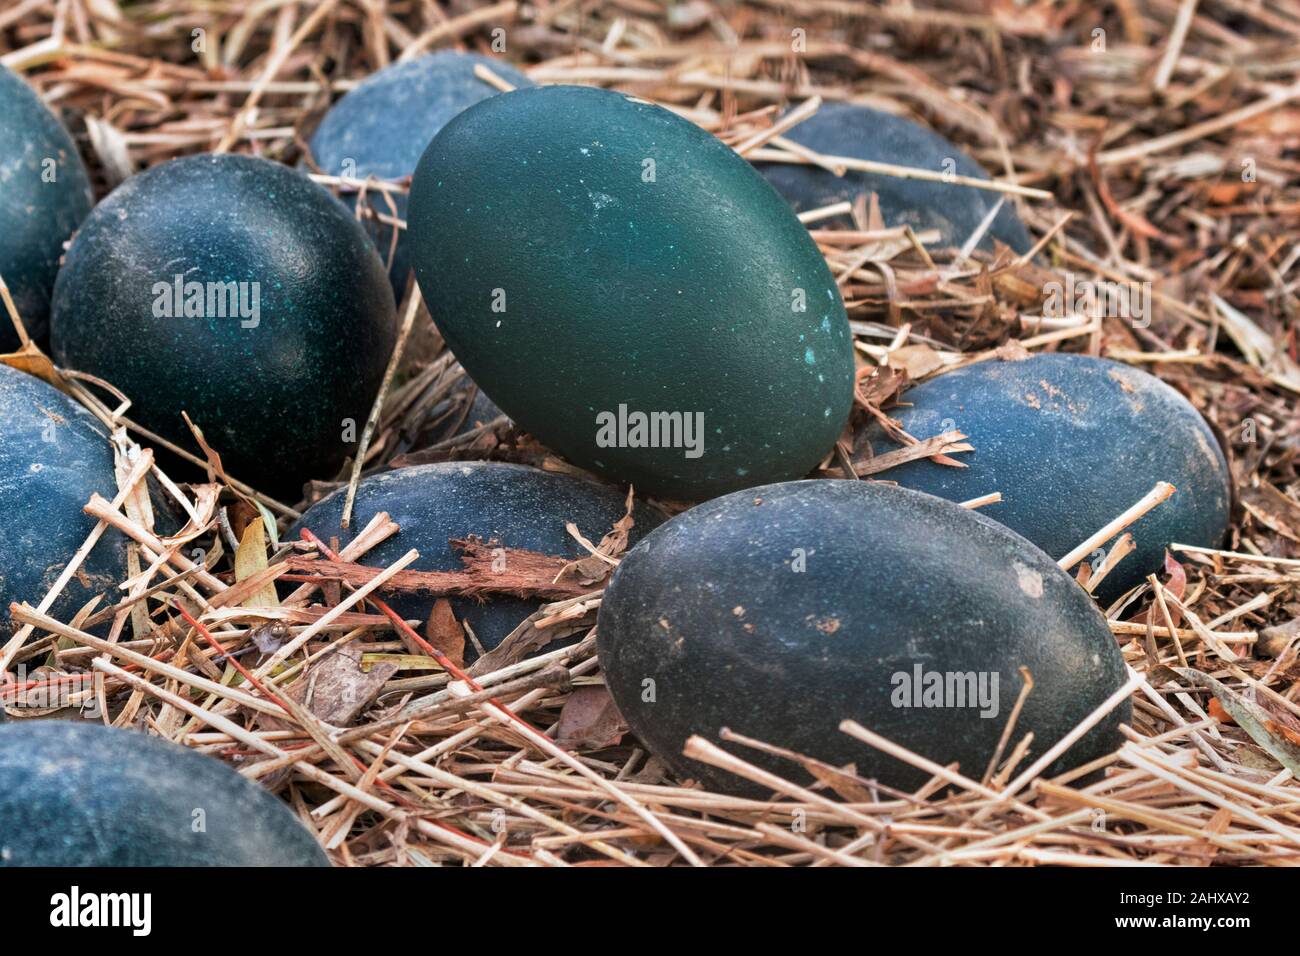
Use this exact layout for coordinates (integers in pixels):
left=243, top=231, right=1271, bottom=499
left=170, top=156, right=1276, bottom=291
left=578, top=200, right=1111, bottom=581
left=49, top=154, right=397, bottom=496
left=598, top=480, right=1130, bottom=795
left=0, top=364, right=129, bottom=641
left=291, top=462, right=662, bottom=660
left=309, top=52, right=533, bottom=301
left=755, top=102, right=1033, bottom=254
left=408, top=85, right=855, bottom=501
left=0, top=64, right=94, bottom=351
left=864, top=353, right=1232, bottom=603
left=0, top=720, right=328, bottom=866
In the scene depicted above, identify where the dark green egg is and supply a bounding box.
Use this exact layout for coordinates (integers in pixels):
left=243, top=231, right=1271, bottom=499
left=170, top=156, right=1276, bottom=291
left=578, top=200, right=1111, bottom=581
left=0, top=364, right=128, bottom=641
left=598, top=480, right=1130, bottom=794
left=0, top=65, right=94, bottom=350
left=291, top=461, right=662, bottom=659
left=755, top=102, right=1032, bottom=253
left=864, top=354, right=1232, bottom=603
left=408, top=85, right=855, bottom=501
left=309, top=52, right=533, bottom=301
left=0, top=720, right=328, bottom=866
left=49, top=154, right=397, bottom=496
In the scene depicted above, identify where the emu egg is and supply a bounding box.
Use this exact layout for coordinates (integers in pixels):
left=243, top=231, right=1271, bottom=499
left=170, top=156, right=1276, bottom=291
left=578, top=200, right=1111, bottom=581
left=408, top=85, right=855, bottom=501
left=0, top=64, right=94, bottom=350
left=0, top=720, right=328, bottom=866
left=309, top=52, right=533, bottom=300
left=865, top=354, right=1232, bottom=603
left=291, top=462, right=661, bottom=659
left=598, top=480, right=1130, bottom=794
left=756, top=102, right=1032, bottom=253
left=0, top=364, right=128, bottom=640
left=49, top=154, right=397, bottom=496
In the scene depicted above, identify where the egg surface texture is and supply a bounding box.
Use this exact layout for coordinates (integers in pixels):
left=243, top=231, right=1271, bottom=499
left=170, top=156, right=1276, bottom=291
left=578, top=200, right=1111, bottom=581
left=408, top=85, right=854, bottom=501
left=0, top=64, right=94, bottom=350
left=0, top=720, right=329, bottom=866
left=865, top=353, right=1231, bottom=603
left=598, top=479, right=1130, bottom=794
left=50, top=153, right=397, bottom=494
left=0, top=364, right=128, bottom=641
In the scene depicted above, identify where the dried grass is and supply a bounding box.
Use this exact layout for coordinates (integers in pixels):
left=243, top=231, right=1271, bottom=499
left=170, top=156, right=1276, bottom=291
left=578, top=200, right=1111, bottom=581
left=2, top=0, right=1299, bottom=866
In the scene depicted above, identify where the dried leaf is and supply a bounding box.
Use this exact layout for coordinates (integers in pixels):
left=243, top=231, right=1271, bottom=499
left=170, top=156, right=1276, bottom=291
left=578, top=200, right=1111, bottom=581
left=554, top=489, right=638, bottom=587
left=553, top=686, right=627, bottom=750
left=890, top=344, right=946, bottom=379
left=288, top=643, right=397, bottom=727
left=360, top=653, right=443, bottom=672
left=425, top=598, right=465, bottom=670
left=0, top=341, right=66, bottom=388
left=1171, top=668, right=1300, bottom=777
left=855, top=364, right=908, bottom=406
left=84, top=114, right=135, bottom=187
left=234, top=516, right=279, bottom=609
left=1130, top=552, right=1186, bottom=627
left=249, top=622, right=288, bottom=655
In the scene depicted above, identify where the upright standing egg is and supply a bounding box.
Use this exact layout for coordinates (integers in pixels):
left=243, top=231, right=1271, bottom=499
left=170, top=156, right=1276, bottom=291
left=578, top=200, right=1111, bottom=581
left=0, top=364, right=128, bottom=641
left=598, top=480, right=1130, bottom=794
left=755, top=102, right=1033, bottom=253
left=407, top=85, right=855, bottom=501
left=50, top=154, right=397, bottom=496
left=309, top=52, right=533, bottom=300
left=0, top=721, right=328, bottom=866
left=865, top=354, right=1232, bottom=602
left=0, top=64, right=94, bottom=351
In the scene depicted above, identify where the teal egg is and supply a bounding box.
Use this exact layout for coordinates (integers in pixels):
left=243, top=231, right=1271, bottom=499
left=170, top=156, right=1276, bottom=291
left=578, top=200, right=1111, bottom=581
left=755, top=102, right=1033, bottom=253
left=407, top=85, right=855, bottom=500
left=0, top=65, right=94, bottom=350
left=309, top=52, right=533, bottom=300
left=0, top=364, right=128, bottom=642
left=0, top=721, right=328, bottom=866
left=291, top=461, right=661, bottom=659
left=49, top=154, right=397, bottom=496
left=599, top=480, right=1130, bottom=794
left=864, top=354, right=1232, bottom=603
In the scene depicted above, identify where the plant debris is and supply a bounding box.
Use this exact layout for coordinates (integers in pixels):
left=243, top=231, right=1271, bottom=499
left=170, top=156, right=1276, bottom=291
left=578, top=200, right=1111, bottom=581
left=2, top=0, right=1299, bottom=866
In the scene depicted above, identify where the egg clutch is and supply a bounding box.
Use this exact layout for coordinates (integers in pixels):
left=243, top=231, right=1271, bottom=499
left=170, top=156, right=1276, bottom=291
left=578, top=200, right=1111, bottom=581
left=0, top=52, right=1233, bottom=862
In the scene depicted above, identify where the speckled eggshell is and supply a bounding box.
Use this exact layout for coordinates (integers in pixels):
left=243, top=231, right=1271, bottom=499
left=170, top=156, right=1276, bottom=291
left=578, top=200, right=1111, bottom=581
left=0, top=64, right=94, bottom=350
left=864, top=354, right=1232, bottom=603
left=308, top=52, right=533, bottom=301
left=49, top=154, right=397, bottom=496
left=755, top=102, right=1032, bottom=253
left=290, top=462, right=662, bottom=659
left=598, top=480, right=1130, bottom=795
left=0, top=720, right=329, bottom=866
left=0, top=364, right=128, bottom=641
left=407, top=85, right=855, bottom=501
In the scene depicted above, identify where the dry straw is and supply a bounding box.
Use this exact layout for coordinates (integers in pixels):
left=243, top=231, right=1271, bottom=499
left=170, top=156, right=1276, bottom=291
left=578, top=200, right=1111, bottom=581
left=1, top=0, right=1298, bottom=866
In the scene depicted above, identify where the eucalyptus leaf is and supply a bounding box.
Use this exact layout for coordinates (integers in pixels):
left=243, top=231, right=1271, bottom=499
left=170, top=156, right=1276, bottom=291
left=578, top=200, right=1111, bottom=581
left=1171, top=667, right=1300, bottom=777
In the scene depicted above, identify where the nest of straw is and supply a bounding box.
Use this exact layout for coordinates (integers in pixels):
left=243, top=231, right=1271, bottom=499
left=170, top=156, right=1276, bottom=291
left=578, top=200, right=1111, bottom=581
left=2, top=0, right=1299, bottom=866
